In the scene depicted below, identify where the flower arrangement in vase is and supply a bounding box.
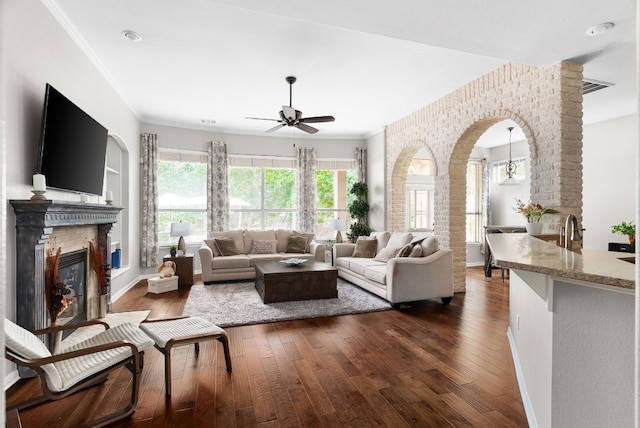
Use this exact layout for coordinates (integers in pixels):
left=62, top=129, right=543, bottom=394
left=515, top=199, right=559, bottom=234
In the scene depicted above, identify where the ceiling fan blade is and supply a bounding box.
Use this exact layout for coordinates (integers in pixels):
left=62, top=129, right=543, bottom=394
left=295, top=123, right=319, bottom=134
left=266, top=123, right=287, bottom=133
left=299, top=115, right=335, bottom=124
left=245, top=116, right=280, bottom=122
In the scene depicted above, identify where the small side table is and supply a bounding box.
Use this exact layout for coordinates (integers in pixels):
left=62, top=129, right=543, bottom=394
left=163, top=253, right=194, bottom=287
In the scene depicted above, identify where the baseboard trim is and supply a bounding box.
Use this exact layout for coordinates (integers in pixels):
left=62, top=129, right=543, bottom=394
left=4, top=368, right=20, bottom=391
left=507, top=327, right=538, bottom=428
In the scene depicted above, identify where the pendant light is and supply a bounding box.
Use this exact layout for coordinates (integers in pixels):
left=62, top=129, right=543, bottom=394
left=500, top=126, right=519, bottom=185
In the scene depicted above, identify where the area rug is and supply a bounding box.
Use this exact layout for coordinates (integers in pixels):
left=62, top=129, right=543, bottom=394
left=182, top=279, right=391, bottom=327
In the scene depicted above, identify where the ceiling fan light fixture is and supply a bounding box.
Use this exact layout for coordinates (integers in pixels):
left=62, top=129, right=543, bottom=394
left=500, top=126, right=520, bottom=186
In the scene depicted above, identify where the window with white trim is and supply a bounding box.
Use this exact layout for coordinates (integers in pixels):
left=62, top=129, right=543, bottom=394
left=157, top=150, right=207, bottom=245
left=315, top=160, right=357, bottom=240
left=493, top=157, right=526, bottom=182
left=466, top=160, right=483, bottom=243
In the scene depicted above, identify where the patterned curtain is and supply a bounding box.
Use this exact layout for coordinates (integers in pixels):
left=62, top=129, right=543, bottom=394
left=207, top=141, right=229, bottom=232
left=355, top=147, right=367, bottom=183
left=296, top=147, right=317, bottom=232
left=481, top=158, right=491, bottom=254
left=140, top=133, right=159, bottom=267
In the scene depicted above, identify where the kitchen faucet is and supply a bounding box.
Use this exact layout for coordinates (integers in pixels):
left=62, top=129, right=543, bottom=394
left=560, top=214, right=583, bottom=250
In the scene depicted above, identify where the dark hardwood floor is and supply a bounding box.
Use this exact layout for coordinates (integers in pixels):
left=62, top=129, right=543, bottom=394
left=6, top=267, right=527, bottom=427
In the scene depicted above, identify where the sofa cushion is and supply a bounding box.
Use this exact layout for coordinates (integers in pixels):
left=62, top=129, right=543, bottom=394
left=364, top=265, right=387, bottom=285
left=210, top=230, right=245, bottom=254
left=419, top=236, right=439, bottom=257
left=396, top=243, right=414, bottom=258
left=293, top=231, right=314, bottom=253
left=386, top=232, right=413, bottom=249
left=286, top=236, right=308, bottom=253
left=211, top=254, right=250, bottom=269
left=247, top=254, right=284, bottom=265
left=370, top=231, right=391, bottom=254
left=352, top=237, right=377, bottom=258
left=348, top=258, right=385, bottom=276
left=275, top=229, right=293, bottom=253
left=335, top=257, right=352, bottom=269
left=374, top=245, right=403, bottom=262
left=214, top=238, right=240, bottom=256
left=250, top=239, right=277, bottom=254
left=245, top=230, right=277, bottom=253
left=204, top=239, right=222, bottom=257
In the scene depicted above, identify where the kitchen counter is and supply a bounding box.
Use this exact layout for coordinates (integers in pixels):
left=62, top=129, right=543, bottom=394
left=486, top=233, right=635, bottom=290
left=488, top=233, right=635, bottom=427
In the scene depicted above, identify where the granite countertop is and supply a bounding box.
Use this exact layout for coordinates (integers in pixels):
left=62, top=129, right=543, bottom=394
left=486, top=233, right=635, bottom=290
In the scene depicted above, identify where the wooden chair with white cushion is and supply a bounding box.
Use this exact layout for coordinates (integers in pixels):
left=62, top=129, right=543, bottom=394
left=5, top=318, right=154, bottom=427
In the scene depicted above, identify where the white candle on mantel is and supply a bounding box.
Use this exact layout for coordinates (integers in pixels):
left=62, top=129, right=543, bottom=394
left=33, top=173, right=46, bottom=191
left=106, top=190, right=113, bottom=201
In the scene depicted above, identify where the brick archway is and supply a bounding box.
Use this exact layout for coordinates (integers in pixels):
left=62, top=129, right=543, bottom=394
left=385, top=61, right=583, bottom=292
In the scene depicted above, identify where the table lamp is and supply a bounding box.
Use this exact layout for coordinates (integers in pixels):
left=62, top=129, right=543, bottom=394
left=170, top=222, right=191, bottom=255
left=329, top=218, right=347, bottom=243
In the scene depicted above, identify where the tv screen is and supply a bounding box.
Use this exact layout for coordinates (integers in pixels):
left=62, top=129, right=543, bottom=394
left=37, top=83, right=108, bottom=196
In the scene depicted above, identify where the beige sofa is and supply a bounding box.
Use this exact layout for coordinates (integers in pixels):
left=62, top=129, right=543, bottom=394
left=333, top=231, right=453, bottom=307
left=199, top=229, right=326, bottom=283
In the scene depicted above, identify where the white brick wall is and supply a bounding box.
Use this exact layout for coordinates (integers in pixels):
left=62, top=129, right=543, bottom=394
left=385, top=61, right=584, bottom=292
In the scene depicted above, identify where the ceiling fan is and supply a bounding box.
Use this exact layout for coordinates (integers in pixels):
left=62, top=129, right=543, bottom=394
left=246, top=76, right=335, bottom=134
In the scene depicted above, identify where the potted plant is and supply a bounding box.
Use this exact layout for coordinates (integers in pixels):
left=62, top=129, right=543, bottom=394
left=611, top=221, right=635, bottom=245
left=514, top=199, right=559, bottom=234
left=170, top=245, right=177, bottom=257
left=347, top=182, right=372, bottom=242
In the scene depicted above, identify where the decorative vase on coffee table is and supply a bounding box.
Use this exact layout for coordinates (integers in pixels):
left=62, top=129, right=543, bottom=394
left=526, top=222, right=543, bottom=235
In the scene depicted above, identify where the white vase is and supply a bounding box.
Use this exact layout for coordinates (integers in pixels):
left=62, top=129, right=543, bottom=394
left=526, top=222, right=543, bottom=235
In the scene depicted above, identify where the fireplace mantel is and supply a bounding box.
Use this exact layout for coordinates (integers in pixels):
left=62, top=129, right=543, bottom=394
left=10, top=199, right=123, bottom=341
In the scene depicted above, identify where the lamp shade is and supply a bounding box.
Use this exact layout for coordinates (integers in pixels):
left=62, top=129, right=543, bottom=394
left=170, top=222, right=191, bottom=237
left=329, top=218, right=346, bottom=231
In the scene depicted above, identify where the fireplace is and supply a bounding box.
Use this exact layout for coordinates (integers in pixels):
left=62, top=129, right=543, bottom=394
left=10, top=200, right=122, bottom=376
left=52, top=249, right=88, bottom=336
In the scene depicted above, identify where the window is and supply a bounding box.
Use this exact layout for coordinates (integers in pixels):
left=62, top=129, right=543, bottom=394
left=157, top=151, right=207, bottom=245
left=493, top=157, right=526, bottom=182
left=228, top=157, right=296, bottom=230
left=406, top=156, right=434, bottom=232
left=466, top=161, right=483, bottom=243
left=316, top=160, right=357, bottom=240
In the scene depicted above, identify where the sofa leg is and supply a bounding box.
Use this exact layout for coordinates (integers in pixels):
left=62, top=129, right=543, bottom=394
left=441, top=297, right=453, bottom=305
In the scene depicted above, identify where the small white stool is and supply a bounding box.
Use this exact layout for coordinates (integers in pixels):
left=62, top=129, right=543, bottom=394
left=147, top=276, right=179, bottom=294
left=140, top=316, right=231, bottom=395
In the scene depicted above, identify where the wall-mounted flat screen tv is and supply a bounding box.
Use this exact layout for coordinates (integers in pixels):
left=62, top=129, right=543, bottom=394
left=37, top=83, right=108, bottom=196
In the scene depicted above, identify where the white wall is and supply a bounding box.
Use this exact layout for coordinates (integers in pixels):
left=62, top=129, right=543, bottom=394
left=582, top=114, right=638, bottom=250
left=366, top=130, right=386, bottom=232
left=2, top=0, right=141, bottom=386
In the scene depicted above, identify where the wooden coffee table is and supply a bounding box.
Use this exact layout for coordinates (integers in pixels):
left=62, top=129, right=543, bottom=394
left=254, top=260, right=338, bottom=303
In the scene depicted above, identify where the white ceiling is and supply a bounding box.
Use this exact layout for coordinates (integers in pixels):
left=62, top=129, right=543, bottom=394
left=51, top=0, right=637, bottom=146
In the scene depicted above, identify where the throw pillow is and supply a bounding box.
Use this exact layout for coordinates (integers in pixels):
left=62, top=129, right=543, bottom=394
left=419, top=236, right=439, bottom=257
left=396, top=243, right=414, bottom=258
left=250, top=239, right=277, bottom=254
left=214, top=238, right=240, bottom=256
left=374, top=246, right=403, bottom=262
left=352, top=237, right=377, bottom=258
left=286, top=236, right=308, bottom=253
left=292, top=231, right=314, bottom=253
left=408, top=244, right=423, bottom=258
left=204, top=238, right=222, bottom=257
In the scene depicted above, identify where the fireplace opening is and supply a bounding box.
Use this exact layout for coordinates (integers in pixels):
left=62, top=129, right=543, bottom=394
left=53, top=249, right=88, bottom=337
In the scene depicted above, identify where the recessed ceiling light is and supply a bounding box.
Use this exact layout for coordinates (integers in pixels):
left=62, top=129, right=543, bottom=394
left=585, top=22, right=614, bottom=36
left=121, top=30, right=142, bottom=42
left=201, top=119, right=216, bottom=124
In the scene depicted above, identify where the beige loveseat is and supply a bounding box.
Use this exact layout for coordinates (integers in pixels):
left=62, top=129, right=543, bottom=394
left=199, top=229, right=326, bottom=283
left=333, top=231, right=453, bottom=307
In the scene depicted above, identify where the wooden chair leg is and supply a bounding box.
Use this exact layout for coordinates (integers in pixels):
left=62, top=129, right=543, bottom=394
left=164, top=348, right=172, bottom=396
left=218, top=336, right=232, bottom=372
